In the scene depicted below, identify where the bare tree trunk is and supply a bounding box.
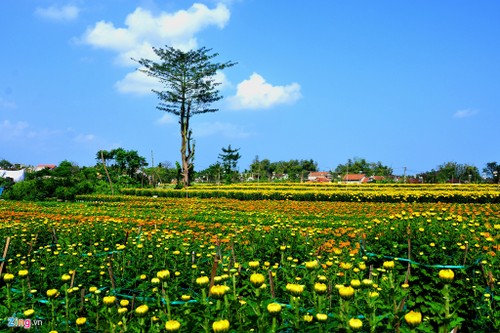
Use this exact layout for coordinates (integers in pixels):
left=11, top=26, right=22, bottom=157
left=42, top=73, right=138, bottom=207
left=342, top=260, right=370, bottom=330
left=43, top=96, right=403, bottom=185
left=180, top=113, right=190, bottom=188
left=101, top=151, right=114, bottom=195
left=180, top=105, right=195, bottom=188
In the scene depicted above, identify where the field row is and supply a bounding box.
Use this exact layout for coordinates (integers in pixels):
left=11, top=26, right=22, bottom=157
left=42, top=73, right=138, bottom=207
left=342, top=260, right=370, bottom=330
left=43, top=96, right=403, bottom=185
left=0, top=198, right=499, bottom=332
left=117, top=184, right=500, bottom=203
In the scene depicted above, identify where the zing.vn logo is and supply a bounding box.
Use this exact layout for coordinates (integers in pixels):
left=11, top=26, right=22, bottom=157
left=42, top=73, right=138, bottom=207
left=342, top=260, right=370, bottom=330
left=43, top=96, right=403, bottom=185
left=7, top=317, right=43, bottom=329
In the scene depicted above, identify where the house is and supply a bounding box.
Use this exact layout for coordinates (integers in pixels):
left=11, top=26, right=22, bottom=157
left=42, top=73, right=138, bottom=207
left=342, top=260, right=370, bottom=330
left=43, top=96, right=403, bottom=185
left=0, top=169, right=26, bottom=183
left=369, top=175, right=385, bottom=182
left=272, top=173, right=289, bottom=181
left=308, top=171, right=331, bottom=182
left=35, top=164, right=57, bottom=171
left=342, top=173, right=368, bottom=183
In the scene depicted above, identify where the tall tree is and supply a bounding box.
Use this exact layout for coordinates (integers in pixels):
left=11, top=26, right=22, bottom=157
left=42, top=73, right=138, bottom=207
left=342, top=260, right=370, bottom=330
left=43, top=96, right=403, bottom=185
left=136, top=46, right=236, bottom=187
left=218, top=145, right=241, bottom=183
left=483, top=162, right=500, bottom=183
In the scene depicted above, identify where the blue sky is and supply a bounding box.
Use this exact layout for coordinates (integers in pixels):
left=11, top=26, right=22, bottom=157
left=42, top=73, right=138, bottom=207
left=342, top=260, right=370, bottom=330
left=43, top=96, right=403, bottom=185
left=1, top=0, right=499, bottom=176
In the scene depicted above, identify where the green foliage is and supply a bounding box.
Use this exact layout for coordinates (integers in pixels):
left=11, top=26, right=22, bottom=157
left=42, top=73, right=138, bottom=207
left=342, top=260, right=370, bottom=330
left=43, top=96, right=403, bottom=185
left=418, top=161, right=481, bottom=183
left=196, top=162, right=223, bottom=183
left=248, top=156, right=318, bottom=181
left=0, top=176, right=14, bottom=190
left=483, top=161, right=500, bottom=183
left=218, top=145, right=241, bottom=184
left=0, top=158, right=14, bottom=169
left=334, top=157, right=393, bottom=177
left=3, top=161, right=98, bottom=201
left=143, top=161, right=178, bottom=186
left=136, top=45, right=236, bottom=187
left=3, top=179, right=47, bottom=201
left=96, top=148, right=148, bottom=179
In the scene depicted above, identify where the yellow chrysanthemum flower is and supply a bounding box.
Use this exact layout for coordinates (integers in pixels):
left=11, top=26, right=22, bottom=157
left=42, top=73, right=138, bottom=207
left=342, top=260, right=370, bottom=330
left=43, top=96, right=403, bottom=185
left=165, top=320, right=181, bottom=332
left=438, top=269, right=455, bottom=283
left=103, top=295, right=116, bottom=306
left=135, top=304, right=149, bottom=316
left=267, top=302, right=282, bottom=315
left=3, top=273, right=15, bottom=283
left=196, top=276, right=210, bottom=287
left=348, top=318, right=363, bottom=331
left=250, top=273, right=265, bottom=288
left=314, top=282, right=328, bottom=294
left=404, top=310, right=422, bottom=328
left=75, top=317, right=87, bottom=326
left=339, top=286, right=355, bottom=300
left=212, top=319, right=230, bottom=333
left=46, top=289, right=59, bottom=298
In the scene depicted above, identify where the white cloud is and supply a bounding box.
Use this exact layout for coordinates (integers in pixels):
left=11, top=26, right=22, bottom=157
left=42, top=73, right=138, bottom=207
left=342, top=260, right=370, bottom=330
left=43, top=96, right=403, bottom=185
left=0, top=120, right=98, bottom=146
left=0, top=120, right=29, bottom=140
left=228, top=73, right=301, bottom=110
left=82, top=3, right=230, bottom=95
left=35, top=5, right=80, bottom=21
left=75, top=133, right=96, bottom=143
left=115, top=70, right=164, bottom=95
left=213, top=71, right=232, bottom=90
left=82, top=3, right=230, bottom=66
left=453, top=109, right=479, bottom=119
left=0, top=98, right=17, bottom=109
left=157, top=114, right=176, bottom=125
left=193, top=121, right=251, bottom=138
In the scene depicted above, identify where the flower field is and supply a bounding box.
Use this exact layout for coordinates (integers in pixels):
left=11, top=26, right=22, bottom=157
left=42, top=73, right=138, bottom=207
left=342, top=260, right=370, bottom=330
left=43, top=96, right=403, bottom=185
left=1, top=192, right=499, bottom=332
left=119, top=183, right=500, bottom=203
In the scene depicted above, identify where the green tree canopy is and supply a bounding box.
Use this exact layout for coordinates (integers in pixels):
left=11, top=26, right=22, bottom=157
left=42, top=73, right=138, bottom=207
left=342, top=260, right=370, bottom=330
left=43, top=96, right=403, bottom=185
left=418, top=161, right=481, bottom=183
left=248, top=157, right=318, bottom=181
left=334, top=158, right=393, bottom=177
left=96, top=148, right=148, bottom=179
left=136, top=46, right=236, bottom=187
left=0, top=158, right=13, bottom=170
left=218, top=145, right=241, bottom=183
left=483, top=162, right=500, bottom=183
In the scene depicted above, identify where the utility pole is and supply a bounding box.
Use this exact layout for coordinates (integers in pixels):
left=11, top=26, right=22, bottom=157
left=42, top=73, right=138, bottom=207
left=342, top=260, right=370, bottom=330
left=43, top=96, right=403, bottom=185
left=403, top=166, right=407, bottom=183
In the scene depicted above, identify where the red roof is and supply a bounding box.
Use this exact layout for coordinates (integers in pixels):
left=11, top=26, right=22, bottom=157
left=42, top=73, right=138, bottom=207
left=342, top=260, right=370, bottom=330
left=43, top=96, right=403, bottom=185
left=343, top=173, right=366, bottom=181
left=36, top=164, right=57, bottom=170
left=309, top=172, right=329, bottom=177
left=316, top=177, right=330, bottom=182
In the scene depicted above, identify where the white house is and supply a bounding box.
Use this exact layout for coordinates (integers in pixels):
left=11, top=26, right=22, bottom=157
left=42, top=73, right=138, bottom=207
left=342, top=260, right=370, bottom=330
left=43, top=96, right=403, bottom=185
left=0, top=169, right=26, bottom=183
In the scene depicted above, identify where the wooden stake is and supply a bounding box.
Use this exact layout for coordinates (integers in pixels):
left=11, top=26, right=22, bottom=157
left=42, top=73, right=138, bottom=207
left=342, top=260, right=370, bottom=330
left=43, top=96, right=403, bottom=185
left=462, top=243, right=469, bottom=266
left=268, top=269, right=275, bottom=299
left=124, top=231, right=129, bottom=245
left=208, top=256, right=219, bottom=295
left=52, top=227, right=58, bottom=244
left=80, top=288, right=86, bottom=312
left=0, top=236, right=11, bottom=276
left=108, top=266, right=116, bottom=291
left=70, top=270, right=76, bottom=289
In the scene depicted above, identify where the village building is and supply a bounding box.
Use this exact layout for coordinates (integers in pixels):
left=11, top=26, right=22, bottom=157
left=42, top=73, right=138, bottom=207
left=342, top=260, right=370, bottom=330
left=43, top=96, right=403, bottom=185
left=307, top=171, right=332, bottom=182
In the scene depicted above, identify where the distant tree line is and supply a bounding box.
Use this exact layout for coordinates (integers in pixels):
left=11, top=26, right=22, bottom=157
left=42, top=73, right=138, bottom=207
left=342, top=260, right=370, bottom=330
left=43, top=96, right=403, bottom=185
left=333, top=158, right=393, bottom=178
left=1, top=152, right=499, bottom=201
left=417, top=161, right=498, bottom=184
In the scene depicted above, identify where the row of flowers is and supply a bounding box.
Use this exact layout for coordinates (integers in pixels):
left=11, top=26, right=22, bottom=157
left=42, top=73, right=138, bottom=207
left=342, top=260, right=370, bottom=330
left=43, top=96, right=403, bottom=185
left=117, top=186, right=500, bottom=203
left=0, top=198, right=498, bottom=332
left=1, top=262, right=469, bottom=332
